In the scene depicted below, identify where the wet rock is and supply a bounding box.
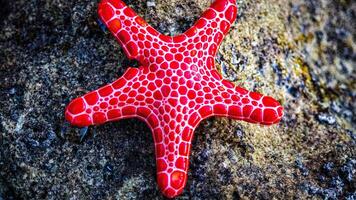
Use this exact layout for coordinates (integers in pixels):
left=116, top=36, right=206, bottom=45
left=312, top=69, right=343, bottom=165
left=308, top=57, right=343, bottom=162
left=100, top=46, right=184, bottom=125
left=323, top=162, right=335, bottom=173
left=295, top=158, right=309, bottom=176
left=0, top=0, right=355, bottom=199
left=317, top=113, right=337, bottom=125
left=235, top=127, right=244, bottom=138
left=146, top=1, right=156, bottom=7
left=219, top=167, right=233, bottom=185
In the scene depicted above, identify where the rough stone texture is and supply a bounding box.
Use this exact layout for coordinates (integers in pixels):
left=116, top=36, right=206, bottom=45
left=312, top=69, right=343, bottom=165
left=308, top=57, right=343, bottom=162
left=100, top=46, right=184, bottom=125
left=0, top=0, right=355, bottom=199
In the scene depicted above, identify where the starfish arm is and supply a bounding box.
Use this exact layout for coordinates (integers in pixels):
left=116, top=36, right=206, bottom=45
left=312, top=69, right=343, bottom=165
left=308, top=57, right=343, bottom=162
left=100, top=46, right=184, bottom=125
left=181, top=0, right=237, bottom=57
left=98, top=0, right=161, bottom=64
left=151, top=121, right=196, bottom=198
left=197, top=78, right=283, bottom=125
left=65, top=67, right=155, bottom=127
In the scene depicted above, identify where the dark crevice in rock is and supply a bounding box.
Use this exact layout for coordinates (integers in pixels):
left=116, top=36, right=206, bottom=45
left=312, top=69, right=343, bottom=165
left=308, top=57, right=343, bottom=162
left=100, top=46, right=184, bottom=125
left=0, top=0, right=10, bottom=26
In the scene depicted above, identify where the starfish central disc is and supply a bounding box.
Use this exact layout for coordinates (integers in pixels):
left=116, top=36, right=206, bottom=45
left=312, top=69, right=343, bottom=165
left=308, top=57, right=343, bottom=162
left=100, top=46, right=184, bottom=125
left=65, top=0, right=283, bottom=198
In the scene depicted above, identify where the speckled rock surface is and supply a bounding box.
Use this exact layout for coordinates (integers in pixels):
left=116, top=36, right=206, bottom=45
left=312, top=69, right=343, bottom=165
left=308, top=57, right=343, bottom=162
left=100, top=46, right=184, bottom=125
left=0, top=0, right=355, bottom=199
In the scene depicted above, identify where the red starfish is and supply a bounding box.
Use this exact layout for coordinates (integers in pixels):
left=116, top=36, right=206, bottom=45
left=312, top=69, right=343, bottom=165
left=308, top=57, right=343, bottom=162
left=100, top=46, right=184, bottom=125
left=65, top=0, right=283, bottom=198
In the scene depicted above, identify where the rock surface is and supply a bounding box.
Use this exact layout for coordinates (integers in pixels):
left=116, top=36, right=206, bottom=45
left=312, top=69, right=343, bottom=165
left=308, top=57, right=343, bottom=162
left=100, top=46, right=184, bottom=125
left=0, top=0, right=355, bottom=199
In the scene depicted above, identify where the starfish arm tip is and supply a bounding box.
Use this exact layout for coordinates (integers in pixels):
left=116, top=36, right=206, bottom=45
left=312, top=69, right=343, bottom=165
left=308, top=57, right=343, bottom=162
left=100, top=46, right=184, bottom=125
left=209, top=82, right=284, bottom=125
left=65, top=67, right=147, bottom=127
left=98, top=0, right=163, bottom=64
left=184, top=0, right=238, bottom=58
left=152, top=126, right=195, bottom=198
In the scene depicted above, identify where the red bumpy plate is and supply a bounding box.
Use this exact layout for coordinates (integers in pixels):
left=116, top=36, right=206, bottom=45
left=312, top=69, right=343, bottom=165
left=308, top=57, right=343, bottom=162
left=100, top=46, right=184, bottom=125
left=65, top=0, right=283, bottom=198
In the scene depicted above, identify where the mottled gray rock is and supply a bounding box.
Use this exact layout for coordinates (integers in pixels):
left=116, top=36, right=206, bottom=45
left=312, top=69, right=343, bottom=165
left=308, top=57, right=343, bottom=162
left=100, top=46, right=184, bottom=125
left=0, top=0, right=355, bottom=199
